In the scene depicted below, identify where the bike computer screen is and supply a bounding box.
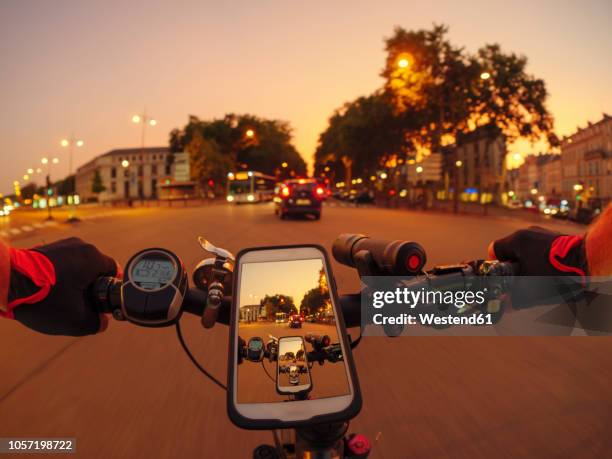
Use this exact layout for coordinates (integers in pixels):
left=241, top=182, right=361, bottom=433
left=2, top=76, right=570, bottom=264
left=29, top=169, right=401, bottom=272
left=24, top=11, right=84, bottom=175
left=131, top=254, right=176, bottom=291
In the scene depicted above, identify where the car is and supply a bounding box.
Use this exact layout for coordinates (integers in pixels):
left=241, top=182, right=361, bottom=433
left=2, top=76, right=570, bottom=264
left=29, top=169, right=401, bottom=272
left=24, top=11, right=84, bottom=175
left=275, top=178, right=324, bottom=220
left=289, top=314, right=303, bottom=328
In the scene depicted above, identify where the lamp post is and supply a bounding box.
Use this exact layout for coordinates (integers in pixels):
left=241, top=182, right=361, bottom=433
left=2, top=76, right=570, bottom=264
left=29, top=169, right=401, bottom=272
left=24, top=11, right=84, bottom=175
left=132, top=110, right=157, bottom=151
left=453, top=159, right=463, bottom=214
left=41, top=157, right=59, bottom=220
left=61, top=134, right=84, bottom=221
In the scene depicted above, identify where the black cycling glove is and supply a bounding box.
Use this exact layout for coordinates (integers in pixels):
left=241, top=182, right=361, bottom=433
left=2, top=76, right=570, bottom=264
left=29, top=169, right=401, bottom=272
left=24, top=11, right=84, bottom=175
left=6, top=238, right=118, bottom=336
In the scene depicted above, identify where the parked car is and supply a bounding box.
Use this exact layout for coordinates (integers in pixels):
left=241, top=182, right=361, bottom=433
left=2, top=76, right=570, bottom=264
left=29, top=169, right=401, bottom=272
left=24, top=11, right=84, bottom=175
left=275, top=178, right=324, bottom=220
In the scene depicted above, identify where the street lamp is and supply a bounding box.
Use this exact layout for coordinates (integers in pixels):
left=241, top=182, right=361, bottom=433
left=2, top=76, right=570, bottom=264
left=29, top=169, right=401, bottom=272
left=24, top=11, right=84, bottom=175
left=61, top=134, right=84, bottom=221
left=41, top=157, right=59, bottom=220
left=416, top=166, right=424, bottom=174
left=27, top=168, right=34, bottom=174
left=397, top=57, right=410, bottom=69
left=122, top=159, right=130, bottom=168
left=132, top=109, right=157, bottom=150
left=245, top=129, right=255, bottom=138
left=480, top=71, right=491, bottom=80
left=455, top=160, right=463, bottom=168
left=281, top=162, right=288, bottom=168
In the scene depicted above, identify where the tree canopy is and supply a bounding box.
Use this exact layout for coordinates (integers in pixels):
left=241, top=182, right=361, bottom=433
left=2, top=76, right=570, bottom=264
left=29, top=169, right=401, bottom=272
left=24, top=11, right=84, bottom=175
left=170, top=114, right=307, bottom=188
left=315, top=24, right=557, bottom=180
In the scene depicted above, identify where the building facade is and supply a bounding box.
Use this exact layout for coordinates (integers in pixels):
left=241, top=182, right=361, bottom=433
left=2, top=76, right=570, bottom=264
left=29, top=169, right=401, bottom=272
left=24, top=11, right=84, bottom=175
left=560, top=114, right=612, bottom=207
left=450, top=125, right=507, bottom=203
left=76, top=147, right=174, bottom=202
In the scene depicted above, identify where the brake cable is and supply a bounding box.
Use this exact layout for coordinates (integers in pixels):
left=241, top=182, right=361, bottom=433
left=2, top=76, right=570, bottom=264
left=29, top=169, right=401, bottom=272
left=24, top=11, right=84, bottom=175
left=175, top=322, right=227, bottom=391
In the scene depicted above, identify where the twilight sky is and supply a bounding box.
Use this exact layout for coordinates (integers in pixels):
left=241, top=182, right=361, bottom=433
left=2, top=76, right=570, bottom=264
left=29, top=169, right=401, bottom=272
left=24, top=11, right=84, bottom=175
left=1, top=0, right=610, bottom=194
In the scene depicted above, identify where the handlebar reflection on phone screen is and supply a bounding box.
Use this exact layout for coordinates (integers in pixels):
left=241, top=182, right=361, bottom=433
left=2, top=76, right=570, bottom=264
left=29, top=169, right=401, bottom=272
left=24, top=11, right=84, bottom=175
left=236, top=253, right=351, bottom=404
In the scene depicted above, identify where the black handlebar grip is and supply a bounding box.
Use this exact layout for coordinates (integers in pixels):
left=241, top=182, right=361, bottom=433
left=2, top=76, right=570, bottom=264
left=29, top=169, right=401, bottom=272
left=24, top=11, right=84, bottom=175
left=92, top=276, right=122, bottom=313
left=333, top=234, right=427, bottom=275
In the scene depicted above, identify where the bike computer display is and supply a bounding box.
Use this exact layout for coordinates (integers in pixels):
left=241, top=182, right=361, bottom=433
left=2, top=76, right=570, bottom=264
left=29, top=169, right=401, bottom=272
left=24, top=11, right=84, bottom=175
left=132, top=254, right=176, bottom=291
left=121, top=248, right=187, bottom=326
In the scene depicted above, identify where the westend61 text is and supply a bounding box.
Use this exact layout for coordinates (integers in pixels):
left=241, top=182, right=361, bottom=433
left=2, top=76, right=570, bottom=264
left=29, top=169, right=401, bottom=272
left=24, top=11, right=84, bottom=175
left=372, top=313, right=494, bottom=326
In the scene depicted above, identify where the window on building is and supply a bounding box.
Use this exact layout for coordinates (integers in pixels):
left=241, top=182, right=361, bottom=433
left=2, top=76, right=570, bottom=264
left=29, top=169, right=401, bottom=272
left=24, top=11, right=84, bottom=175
left=152, top=164, right=157, bottom=175
left=138, top=165, right=143, bottom=177
left=111, top=167, right=116, bottom=178
left=111, top=181, right=116, bottom=193
left=124, top=169, right=129, bottom=178
left=165, top=164, right=171, bottom=175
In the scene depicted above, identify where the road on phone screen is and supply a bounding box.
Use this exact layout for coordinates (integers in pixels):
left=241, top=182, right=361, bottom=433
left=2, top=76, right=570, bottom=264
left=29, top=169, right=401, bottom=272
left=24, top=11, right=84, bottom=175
left=1, top=202, right=610, bottom=458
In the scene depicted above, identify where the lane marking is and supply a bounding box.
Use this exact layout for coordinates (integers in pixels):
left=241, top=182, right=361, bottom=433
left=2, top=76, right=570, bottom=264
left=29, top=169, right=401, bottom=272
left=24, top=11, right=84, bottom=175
left=33, top=223, right=44, bottom=229
left=9, top=228, right=21, bottom=235
left=21, top=225, right=34, bottom=232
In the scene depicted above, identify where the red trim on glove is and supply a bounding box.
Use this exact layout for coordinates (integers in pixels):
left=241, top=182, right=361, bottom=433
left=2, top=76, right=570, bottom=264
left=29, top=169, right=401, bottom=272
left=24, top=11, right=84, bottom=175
left=549, top=235, right=586, bottom=284
left=0, top=240, right=9, bottom=313
left=0, top=248, right=56, bottom=319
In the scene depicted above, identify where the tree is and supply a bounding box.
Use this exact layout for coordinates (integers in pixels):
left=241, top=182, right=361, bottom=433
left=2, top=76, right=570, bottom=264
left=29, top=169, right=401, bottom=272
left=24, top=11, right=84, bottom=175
left=91, top=169, right=105, bottom=195
left=382, top=24, right=557, bottom=154
left=171, top=114, right=307, bottom=185
left=57, top=175, right=75, bottom=196
left=315, top=92, right=406, bottom=185
left=300, top=287, right=327, bottom=316
left=261, top=294, right=296, bottom=320
left=382, top=24, right=480, bottom=157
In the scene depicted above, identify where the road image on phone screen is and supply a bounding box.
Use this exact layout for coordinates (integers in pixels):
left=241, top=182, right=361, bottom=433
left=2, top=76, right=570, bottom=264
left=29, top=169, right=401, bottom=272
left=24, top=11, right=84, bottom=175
left=277, top=336, right=311, bottom=395
left=237, top=257, right=350, bottom=403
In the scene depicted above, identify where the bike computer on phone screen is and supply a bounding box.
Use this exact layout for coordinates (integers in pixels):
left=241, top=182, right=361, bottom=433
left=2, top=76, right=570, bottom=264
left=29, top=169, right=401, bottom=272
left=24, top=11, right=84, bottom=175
left=228, top=245, right=361, bottom=429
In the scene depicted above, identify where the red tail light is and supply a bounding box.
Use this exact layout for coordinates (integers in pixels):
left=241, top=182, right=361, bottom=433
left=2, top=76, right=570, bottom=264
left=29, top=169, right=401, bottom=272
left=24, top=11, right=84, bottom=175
left=315, top=187, right=324, bottom=196
left=281, top=186, right=290, bottom=197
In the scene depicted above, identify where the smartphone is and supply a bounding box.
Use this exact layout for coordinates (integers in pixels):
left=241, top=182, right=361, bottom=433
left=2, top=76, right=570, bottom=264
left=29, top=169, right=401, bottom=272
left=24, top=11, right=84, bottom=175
left=228, top=245, right=361, bottom=429
left=276, top=336, right=312, bottom=395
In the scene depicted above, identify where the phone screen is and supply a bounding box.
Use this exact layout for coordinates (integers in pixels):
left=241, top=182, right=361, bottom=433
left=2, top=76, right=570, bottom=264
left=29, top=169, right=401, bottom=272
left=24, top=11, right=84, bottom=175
left=236, top=256, right=351, bottom=404
left=276, top=337, right=311, bottom=394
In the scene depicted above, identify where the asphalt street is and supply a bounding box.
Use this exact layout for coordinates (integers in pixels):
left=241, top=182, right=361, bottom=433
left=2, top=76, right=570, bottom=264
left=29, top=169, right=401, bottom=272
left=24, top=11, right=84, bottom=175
left=1, top=202, right=611, bottom=459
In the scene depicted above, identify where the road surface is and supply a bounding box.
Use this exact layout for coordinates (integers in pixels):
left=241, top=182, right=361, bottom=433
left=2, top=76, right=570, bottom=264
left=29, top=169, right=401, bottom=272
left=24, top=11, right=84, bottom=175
left=1, top=202, right=611, bottom=458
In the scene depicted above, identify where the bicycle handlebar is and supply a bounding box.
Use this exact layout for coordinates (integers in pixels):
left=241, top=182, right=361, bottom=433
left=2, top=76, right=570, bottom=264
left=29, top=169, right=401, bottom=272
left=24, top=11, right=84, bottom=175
left=93, top=277, right=363, bottom=328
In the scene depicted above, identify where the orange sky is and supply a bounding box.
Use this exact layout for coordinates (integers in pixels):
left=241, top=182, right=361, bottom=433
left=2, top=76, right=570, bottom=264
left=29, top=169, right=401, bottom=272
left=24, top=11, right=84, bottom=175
left=1, top=0, right=610, bottom=193
left=239, top=259, right=323, bottom=309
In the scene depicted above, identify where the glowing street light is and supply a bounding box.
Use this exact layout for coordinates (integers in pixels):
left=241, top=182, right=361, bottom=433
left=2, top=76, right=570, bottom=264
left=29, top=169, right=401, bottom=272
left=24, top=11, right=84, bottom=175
left=27, top=168, right=34, bottom=174
left=132, top=109, right=156, bottom=150
left=52, top=157, right=59, bottom=164
left=530, top=188, right=538, bottom=195
left=455, top=160, right=463, bottom=168
left=397, top=58, right=410, bottom=69
left=23, top=174, right=29, bottom=181
left=416, top=166, right=424, bottom=174
left=41, top=157, right=49, bottom=165
left=480, top=71, right=491, bottom=80
left=281, top=162, right=288, bottom=168
left=380, top=172, right=388, bottom=180
left=245, top=129, right=255, bottom=138
left=573, top=183, right=583, bottom=192
left=121, top=159, right=130, bottom=168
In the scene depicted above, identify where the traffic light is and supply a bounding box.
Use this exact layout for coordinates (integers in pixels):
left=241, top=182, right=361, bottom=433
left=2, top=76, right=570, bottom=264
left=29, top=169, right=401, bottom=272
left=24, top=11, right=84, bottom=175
left=208, top=179, right=215, bottom=188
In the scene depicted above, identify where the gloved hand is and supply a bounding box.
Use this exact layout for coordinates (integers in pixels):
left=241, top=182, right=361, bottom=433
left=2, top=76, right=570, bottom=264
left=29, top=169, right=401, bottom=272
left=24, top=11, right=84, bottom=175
left=488, top=227, right=589, bottom=308
left=5, top=238, right=119, bottom=336
left=488, top=226, right=589, bottom=279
